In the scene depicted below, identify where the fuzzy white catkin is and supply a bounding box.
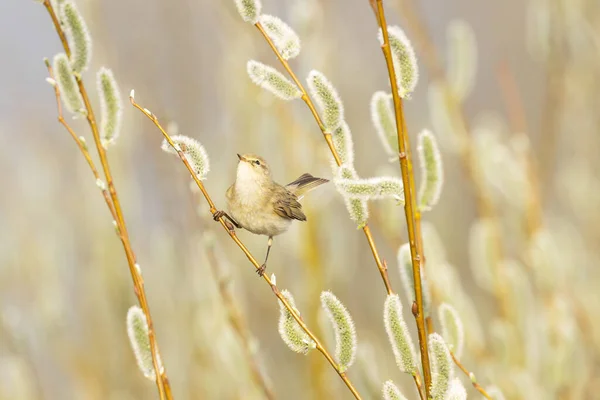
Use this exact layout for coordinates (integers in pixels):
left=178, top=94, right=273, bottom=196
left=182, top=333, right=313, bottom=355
left=382, top=380, right=408, bottom=400
left=370, top=91, right=397, bottom=156
left=278, top=290, right=316, bottom=354
left=378, top=26, right=419, bottom=98
left=486, top=385, right=506, bottom=400
left=161, top=135, right=210, bottom=180
left=429, top=333, right=454, bottom=400
left=61, top=1, right=92, bottom=74
left=97, top=67, right=123, bottom=148
left=259, top=15, right=301, bottom=60
left=438, top=303, right=465, bottom=359
left=331, top=121, right=354, bottom=166
left=53, top=53, right=84, bottom=113
left=247, top=60, right=302, bottom=100
left=446, top=378, right=467, bottom=400
left=307, top=70, right=344, bottom=132
left=337, top=165, right=369, bottom=228
left=417, top=129, right=444, bottom=211
left=126, top=306, right=162, bottom=380
left=320, top=291, right=357, bottom=372
left=446, top=20, right=477, bottom=101
left=234, top=0, right=262, bottom=24
left=383, top=295, right=417, bottom=374
left=335, top=177, right=404, bottom=203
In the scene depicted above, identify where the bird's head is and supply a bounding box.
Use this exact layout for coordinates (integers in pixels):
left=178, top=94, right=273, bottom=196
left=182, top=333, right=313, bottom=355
left=236, top=153, right=272, bottom=186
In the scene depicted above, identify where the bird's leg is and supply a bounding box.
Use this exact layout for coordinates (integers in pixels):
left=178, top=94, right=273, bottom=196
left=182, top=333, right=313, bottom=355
left=257, top=236, right=273, bottom=277
left=212, top=210, right=241, bottom=230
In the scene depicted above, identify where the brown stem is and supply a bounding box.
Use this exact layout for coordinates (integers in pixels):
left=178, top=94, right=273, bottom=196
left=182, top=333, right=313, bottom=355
left=42, top=2, right=171, bottom=398
left=131, top=98, right=363, bottom=400
left=413, top=373, right=426, bottom=400
left=44, top=60, right=118, bottom=223
left=254, top=22, right=393, bottom=295
left=374, top=0, right=432, bottom=395
left=204, top=242, right=275, bottom=400
left=450, top=352, right=493, bottom=399
left=395, top=0, right=509, bottom=319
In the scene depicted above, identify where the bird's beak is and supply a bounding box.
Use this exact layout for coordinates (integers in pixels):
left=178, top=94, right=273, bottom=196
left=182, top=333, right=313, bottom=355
left=237, top=153, right=247, bottom=162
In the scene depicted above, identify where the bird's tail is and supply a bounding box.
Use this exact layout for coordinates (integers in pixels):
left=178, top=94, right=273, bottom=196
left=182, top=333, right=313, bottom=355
left=286, top=173, right=329, bottom=200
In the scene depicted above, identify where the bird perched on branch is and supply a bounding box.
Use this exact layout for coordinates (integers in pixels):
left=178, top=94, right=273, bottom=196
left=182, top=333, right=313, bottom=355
left=213, top=153, right=328, bottom=276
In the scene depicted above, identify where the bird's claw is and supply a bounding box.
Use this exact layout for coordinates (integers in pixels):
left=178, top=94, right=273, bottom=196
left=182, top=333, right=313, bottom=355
left=257, top=264, right=267, bottom=277
left=212, top=210, right=225, bottom=221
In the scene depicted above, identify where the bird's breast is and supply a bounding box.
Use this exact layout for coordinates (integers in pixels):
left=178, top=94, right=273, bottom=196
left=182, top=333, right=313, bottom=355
left=227, top=185, right=290, bottom=236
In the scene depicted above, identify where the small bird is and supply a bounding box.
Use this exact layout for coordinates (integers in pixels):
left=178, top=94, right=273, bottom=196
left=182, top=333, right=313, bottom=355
left=213, top=153, right=328, bottom=276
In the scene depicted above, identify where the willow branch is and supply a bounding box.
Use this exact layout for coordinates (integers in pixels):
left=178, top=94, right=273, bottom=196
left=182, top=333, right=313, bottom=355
left=450, top=352, right=492, bottom=399
left=373, top=1, right=432, bottom=395
left=413, top=373, right=426, bottom=400
left=394, top=0, right=509, bottom=318
left=42, top=2, right=171, bottom=398
left=204, top=240, right=275, bottom=400
left=44, top=60, right=118, bottom=223
left=253, top=21, right=394, bottom=296
left=130, top=96, right=363, bottom=400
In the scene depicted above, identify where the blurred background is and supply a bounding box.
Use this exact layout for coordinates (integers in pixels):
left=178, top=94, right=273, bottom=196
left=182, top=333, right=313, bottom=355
left=2, top=0, right=600, bottom=398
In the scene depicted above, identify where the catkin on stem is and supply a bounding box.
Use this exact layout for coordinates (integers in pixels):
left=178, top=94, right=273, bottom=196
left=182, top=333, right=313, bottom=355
left=97, top=67, right=123, bottom=147
left=382, top=380, right=408, bottom=400
left=429, top=333, right=453, bottom=400
left=161, top=135, right=210, bottom=180
left=370, top=91, right=397, bottom=156
left=383, top=295, right=418, bottom=375
left=378, top=26, right=419, bottom=98
left=320, top=291, right=357, bottom=372
left=307, top=70, right=344, bottom=132
left=446, top=378, right=467, bottom=400
left=438, top=303, right=465, bottom=359
left=247, top=60, right=302, bottom=100
left=61, top=1, right=92, bottom=74
left=331, top=121, right=355, bottom=166
left=126, top=306, right=162, bottom=380
left=53, top=53, right=83, bottom=113
left=337, top=165, right=369, bottom=228
left=417, top=130, right=444, bottom=211
left=259, top=15, right=301, bottom=60
left=234, top=0, right=262, bottom=24
left=336, top=177, right=404, bottom=203
left=278, top=290, right=316, bottom=354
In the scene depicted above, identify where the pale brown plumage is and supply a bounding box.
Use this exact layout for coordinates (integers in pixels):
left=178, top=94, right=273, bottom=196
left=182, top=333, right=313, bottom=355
left=217, top=154, right=328, bottom=276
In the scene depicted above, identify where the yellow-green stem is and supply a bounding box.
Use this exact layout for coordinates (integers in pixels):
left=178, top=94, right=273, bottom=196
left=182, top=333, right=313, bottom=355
left=131, top=99, right=363, bottom=400
left=254, top=22, right=394, bottom=295
left=374, top=0, right=432, bottom=395
left=42, top=2, right=170, bottom=398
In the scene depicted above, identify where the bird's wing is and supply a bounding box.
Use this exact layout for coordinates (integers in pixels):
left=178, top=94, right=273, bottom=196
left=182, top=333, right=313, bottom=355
left=272, top=185, right=307, bottom=221
left=286, top=173, right=329, bottom=200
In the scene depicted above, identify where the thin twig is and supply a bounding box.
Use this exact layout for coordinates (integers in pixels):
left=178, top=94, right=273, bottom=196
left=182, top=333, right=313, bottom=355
left=450, top=352, right=493, bottom=399
left=373, top=1, right=432, bottom=395
left=413, top=373, right=426, bottom=400
left=254, top=21, right=394, bottom=296
left=42, top=2, right=171, bottom=398
left=45, top=60, right=118, bottom=223
left=130, top=97, right=363, bottom=400
left=204, top=240, right=276, bottom=400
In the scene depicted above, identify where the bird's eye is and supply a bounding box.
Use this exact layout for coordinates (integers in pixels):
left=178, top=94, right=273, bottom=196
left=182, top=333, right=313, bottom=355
left=253, top=160, right=261, bottom=166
